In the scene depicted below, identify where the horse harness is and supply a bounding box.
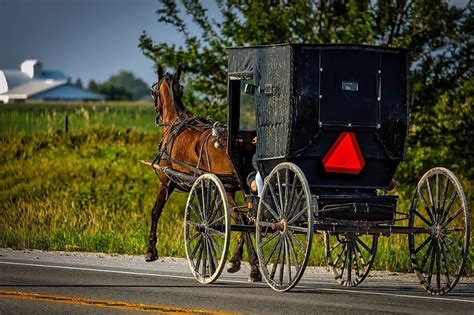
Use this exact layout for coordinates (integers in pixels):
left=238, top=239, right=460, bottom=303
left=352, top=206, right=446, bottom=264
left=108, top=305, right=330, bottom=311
left=152, top=116, right=232, bottom=194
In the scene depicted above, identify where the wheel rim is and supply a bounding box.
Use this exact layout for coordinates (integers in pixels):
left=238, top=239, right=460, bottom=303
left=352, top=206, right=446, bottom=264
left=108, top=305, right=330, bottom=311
left=324, top=232, right=377, bottom=287
left=184, top=174, right=230, bottom=284
left=408, top=167, right=470, bottom=295
left=256, top=162, right=314, bottom=292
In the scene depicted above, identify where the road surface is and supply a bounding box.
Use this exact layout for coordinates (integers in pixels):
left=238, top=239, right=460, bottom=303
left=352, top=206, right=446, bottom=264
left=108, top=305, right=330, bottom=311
left=0, top=248, right=472, bottom=314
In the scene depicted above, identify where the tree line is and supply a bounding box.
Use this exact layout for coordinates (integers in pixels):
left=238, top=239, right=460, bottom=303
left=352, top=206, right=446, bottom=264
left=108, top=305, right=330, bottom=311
left=139, top=0, right=473, bottom=183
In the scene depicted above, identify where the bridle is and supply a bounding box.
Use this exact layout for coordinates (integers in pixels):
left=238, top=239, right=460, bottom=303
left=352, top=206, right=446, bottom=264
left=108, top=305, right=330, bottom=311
left=150, top=75, right=184, bottom=126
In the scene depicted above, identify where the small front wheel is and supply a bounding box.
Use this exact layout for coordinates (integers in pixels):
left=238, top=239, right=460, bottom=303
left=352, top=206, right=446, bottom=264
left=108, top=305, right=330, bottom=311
left=184, top=174, right=230, bottom=284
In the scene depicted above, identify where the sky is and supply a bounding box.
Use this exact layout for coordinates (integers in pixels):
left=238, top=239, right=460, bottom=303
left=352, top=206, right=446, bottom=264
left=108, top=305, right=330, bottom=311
left=0, top=0, right=193, bottom=86
left=0, top=0, right=468, bottom=87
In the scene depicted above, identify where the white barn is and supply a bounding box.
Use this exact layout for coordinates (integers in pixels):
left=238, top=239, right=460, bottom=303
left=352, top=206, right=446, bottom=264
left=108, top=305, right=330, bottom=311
left=0, top=60, right=104, bottom=103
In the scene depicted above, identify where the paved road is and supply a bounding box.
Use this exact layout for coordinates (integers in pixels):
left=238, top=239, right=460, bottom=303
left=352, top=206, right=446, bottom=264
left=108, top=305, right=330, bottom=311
left=0, top=249, right=472, bottom=314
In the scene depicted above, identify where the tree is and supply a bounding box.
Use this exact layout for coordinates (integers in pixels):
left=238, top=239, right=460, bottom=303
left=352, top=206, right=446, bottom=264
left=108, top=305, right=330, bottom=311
left=139, top=0, right=473, bottom=177
left=87, top=71, right=149, bottom=101
left=106, top=71, right=150, bottom=100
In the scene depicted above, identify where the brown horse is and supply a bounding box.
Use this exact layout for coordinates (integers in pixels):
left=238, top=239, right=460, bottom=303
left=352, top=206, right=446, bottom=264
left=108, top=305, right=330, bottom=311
left=146, top=66, right=261, bottom=282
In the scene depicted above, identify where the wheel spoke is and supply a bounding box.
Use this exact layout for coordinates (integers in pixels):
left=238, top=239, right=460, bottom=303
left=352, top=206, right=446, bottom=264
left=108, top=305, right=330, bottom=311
left=435, top=173, right=440, bottom=216
left=192, top=190, right=204, bottom=221
left=439, top=241, right=452, bottom=286
left=287, top=230, right=305, bottom=254
left=194, top=238, right=204, bottom=272
left=207, top=227, right=225, bottom=236
left=264, top=235, right=281, bottom=265
left=285, top=237, right=292, bottom=283
left=200, top=182, right=207, bottom=220
left=287, top=189, right=304, bottom=221
left=439, top=177, right=450, bottom=220
left=414, top=209, right=432, bottom=227
left=287, top=225, right=308, bottom=233
left=207, top=235, right=218, bottom=275
left=427, top=243, right=436, bottom=285
left=261, top=231, right=280, bottom=247
left=285, top=233, right=301, bottom=273
left=208, top=233, right=223, bottom=255
left=340, top=245, right=349, bottom=279
left=190, top=236, right=203, bottom=259
left=279, top=238, right=286, bottom=285
left=208, top=215, right=225, bottom=227
left=188, top=231, right=200, bottom=243
left=186, top=220, right=201, bottom=228
left=261, top=200, right=280, bottom=221
left=189, top=205, right=202, bottom=223
left=268, top=180, right=283, bottom=217
left=207, top=188, right=218, bottom=222
left=276, top=170, right=284, bottom=217
left=442, top=208, right=463, bottom=227
left=420, top=241, right=433, bottom=272
left=284, top=168, right=290, bottom=216
left=355, top=237, right=372, bottom=253
left=440, top=191, right=458, bottom=223
left=287, top=207, right=308, bottom=224
left=436, top=241, right=441, bottom=290
left=347, top=241, right=353, bottom=282
left=201, top=236, right=208, bottom=277
left=270, top=240, right=283, bottom=280
left=415, top=236, right=433, bottom=254
left=333, top=242, right=347, bottom=267
left=351, top=240, right=361, bottom=277
left=353, top=240, right=368, bottom=266
left=418, top=190, right=435, bottom=223
left=426, top=176, right=435, bottom=218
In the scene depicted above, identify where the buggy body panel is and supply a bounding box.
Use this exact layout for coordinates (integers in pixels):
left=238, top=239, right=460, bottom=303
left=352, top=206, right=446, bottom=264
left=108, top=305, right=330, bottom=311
left=227, top=44, right=408, bottom=191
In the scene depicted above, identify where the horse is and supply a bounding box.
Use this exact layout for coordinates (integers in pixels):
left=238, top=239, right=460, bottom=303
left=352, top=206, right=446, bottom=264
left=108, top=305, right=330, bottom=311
left=146, top=65, right=262, bottom=282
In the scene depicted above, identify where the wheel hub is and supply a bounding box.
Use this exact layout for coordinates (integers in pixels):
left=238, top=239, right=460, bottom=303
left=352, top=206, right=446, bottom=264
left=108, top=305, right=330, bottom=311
left=275, top=219, right=288, bottom=234
left=429, top=224, right=445, bottom=239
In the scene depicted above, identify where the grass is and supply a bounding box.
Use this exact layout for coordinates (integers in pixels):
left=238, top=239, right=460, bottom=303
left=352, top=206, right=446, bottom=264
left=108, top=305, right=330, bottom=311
left=0, top=102, right=472, bottom=275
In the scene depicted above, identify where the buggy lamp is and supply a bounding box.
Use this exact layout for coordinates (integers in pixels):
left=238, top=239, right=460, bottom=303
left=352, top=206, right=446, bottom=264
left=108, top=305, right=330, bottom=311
left=322, top=132, right=365, bottom=174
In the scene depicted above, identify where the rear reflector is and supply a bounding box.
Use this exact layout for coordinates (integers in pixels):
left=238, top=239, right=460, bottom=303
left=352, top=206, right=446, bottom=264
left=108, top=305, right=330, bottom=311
left=322, top=132, right=365, bottom=174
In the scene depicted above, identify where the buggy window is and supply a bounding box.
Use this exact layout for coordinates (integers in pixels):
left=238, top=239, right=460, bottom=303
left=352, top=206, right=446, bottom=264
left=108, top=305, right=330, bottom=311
left=239, top=80, right=256, bottom=130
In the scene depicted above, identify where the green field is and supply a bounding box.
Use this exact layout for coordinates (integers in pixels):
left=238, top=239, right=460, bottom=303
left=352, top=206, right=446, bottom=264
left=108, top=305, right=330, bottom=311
left=0, top=102, right=472, bottom=274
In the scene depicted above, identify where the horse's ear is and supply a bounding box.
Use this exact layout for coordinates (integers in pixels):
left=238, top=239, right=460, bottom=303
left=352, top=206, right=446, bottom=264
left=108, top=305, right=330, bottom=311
left=157, top=65, right=164, bottom=80
left=175, top=65, right=182, bottom=82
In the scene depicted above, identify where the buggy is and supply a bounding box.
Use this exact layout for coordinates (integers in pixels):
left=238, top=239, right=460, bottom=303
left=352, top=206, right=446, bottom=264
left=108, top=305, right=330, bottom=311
left=158, top=44, right=471, bottom=295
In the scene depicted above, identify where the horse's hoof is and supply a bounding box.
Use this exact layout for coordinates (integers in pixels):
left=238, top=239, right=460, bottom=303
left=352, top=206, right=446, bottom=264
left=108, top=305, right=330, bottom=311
left=248, top=268, right=262, bottom=283
left=227, top=261, right=241, bottom=273
left=145, top=251, right=158, bottom=262
left=248, top=274, right=262, bottom=283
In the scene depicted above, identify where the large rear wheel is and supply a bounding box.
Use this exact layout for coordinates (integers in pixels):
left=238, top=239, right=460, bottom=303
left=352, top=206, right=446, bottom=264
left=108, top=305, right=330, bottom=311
left=184, top=174, right=230, bottom=284
left=408, top=167, right=470, bottom=295
left=256, top=162, right=314, bottom=292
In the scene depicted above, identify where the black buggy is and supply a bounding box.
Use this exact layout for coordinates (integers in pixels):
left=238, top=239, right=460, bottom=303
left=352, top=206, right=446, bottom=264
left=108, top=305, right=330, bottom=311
left=182, top=44, right=471, bottom=295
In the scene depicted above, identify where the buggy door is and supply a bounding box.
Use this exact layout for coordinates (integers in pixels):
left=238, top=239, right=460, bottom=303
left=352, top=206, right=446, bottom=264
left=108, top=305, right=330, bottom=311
left=227, top=78, right=257, bottom=194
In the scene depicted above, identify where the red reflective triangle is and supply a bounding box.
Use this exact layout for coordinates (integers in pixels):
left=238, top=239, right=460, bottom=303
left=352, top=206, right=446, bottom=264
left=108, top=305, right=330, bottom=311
left=322, top=132, right=365, bottom=175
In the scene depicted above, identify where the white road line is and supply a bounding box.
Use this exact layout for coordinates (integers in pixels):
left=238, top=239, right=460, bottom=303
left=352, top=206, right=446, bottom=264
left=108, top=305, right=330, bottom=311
left=1, top=261, right=473, bottom=304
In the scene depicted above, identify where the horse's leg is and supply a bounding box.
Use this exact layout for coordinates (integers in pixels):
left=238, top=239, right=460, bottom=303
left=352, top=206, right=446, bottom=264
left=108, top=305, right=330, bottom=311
left=145, top=180, right=174, bottom=262
left=226, top=193, right=261, bottom=282
left=227, top=193, right=244, bottom=273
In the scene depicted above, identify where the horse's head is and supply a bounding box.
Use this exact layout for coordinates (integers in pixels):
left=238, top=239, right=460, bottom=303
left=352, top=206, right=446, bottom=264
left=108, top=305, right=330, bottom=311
left=150, top=65, right=184, bottom=124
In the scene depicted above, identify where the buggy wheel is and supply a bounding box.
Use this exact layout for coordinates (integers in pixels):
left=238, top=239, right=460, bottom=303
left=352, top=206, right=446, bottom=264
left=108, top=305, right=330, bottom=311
left=408, top=167, right=470, bottom=295
left=324, top=232, right=378, bottom=287
left=256, top=162, right=314, bottom=292
left=184, top=174, right=230, bottom=284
